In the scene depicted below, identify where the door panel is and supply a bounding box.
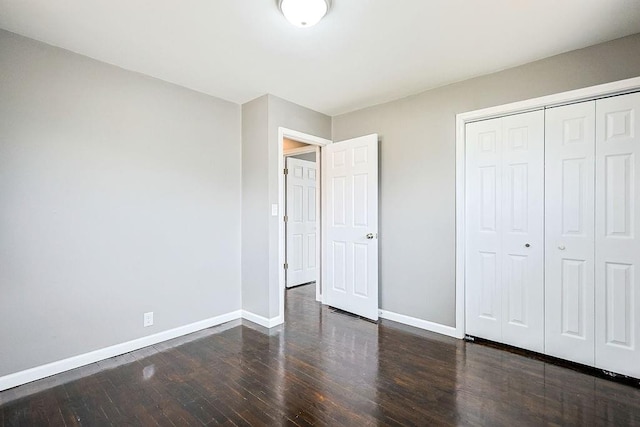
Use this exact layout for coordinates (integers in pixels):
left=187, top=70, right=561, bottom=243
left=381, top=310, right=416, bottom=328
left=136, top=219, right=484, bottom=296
left=466, top=111, right=544, bottom=352
left=323, top=134, right=379, bottom=320
left=505, top=254, right=527, bottom=325
left=466, top=118, right=503, bottom=341
left=595, top=92, right=640, bottom=378
left=500, top=111, right=545, bottom=353
left=479, top=252, right=498, bottom=320
left=545, top=101, right=596, bottom=366
left=286, top=157, right=318, bottom=287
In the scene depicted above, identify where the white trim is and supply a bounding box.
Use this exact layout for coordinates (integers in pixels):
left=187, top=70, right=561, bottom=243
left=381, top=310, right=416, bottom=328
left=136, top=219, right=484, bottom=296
left=314, top=145, right=322, bottom=303
left=455, top=117, right=466, bottom=341
left=241, top=310, right=282, bottom=328
left=457, top=76, right=640, bottom=124
left=379, top=310, right=462, bottom=339
left=283, top=144, right=322, bottom=302
left=0, top=310, right=242, bottom=392
left=278, top=127, right=331, bottom=325
left=455, top=76, right=640, bottom=341
left=280, top=128, right=331, bottom=146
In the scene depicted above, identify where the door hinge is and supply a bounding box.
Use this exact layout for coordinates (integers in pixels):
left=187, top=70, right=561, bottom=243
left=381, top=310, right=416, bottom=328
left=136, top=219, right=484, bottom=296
left=284, top=263, right=288, bottom=269
left=284, top=215, right=288, bottom=222
left=283, top=168, right=288, bottom=175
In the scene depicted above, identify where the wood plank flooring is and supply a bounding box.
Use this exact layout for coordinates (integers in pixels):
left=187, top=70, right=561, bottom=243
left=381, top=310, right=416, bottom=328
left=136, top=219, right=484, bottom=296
left=1, top=284, right=640, bottom=426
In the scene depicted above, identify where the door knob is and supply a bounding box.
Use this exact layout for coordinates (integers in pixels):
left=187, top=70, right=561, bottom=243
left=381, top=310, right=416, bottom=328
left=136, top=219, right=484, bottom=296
left=558, top=245, right=566, bottom=250
left=525, top=243, right=531, bottom=248
left=366, top=233, right=375, bottom=239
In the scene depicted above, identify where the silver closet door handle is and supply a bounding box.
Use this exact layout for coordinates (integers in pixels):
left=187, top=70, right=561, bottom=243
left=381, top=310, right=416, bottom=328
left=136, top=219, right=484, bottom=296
left=558, top=245, right=566, bottom=250
left=366, top=233, right=374, bottom=239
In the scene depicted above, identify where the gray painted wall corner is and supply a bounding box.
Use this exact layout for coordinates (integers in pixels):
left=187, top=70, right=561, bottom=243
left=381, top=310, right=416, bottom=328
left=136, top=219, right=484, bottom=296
left=241, top=95, right=270, bottom=318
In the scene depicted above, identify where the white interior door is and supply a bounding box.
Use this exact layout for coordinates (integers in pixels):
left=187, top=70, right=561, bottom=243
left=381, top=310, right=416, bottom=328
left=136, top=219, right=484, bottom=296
left=465, top=111, right=544, bottom=352
left=500, top=111, right=545, bottom=353
left=286, top=157, right=318, bottom=288
left=465, top=117, right=503, bottom=342
left=545, top=101, right=596, bottom=366
left=595, top=92, right=640, bottom=378
left=322, top=134, right=379, bottom=320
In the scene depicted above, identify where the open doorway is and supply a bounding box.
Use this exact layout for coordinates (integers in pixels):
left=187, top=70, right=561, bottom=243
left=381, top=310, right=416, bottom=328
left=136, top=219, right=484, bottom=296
left=278, top=128, right=330, bottom=324
left=283, top=138, right=321, bottom=299
left=277, top=128, right=380, bottom=325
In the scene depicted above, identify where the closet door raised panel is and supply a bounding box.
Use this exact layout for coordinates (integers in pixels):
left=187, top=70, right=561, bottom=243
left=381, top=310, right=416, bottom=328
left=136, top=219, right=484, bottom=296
left=595, top=92, right=640, bottom=378
left=465, top=118, right=503, bottom=342
left=545, top=102, right=596, bottom=366
left=500, top=111, right=545, bottom=353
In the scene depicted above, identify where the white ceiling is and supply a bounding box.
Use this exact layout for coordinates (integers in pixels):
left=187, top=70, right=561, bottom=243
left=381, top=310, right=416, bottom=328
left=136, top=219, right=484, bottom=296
left=1, top=0, right=640, bottom=115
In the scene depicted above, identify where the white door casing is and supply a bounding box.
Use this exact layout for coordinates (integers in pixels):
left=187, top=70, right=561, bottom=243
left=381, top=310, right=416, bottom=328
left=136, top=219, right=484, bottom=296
left=286, top=157, right=318, bottom=288
left=465, top=111, right=545, bottom=352
left=595, top=92, right=640, bottom=378
left=545, top=101, right=596, bottom=366
left=322, top=134, right=379, bottom=320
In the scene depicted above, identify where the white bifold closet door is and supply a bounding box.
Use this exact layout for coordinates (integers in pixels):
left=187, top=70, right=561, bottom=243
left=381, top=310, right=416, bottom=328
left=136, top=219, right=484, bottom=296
left=545, top=101, right=596, bottom=366
left=595, top=92, right=640, bottom=378
left=465, top=110, right=545, bottom=353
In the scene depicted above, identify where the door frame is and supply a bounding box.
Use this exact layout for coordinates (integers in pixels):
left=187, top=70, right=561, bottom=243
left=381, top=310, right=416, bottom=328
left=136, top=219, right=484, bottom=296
left=278, top=127, right=331, bottom=323
left=455, top=76, right=640, bottom=340
left=284, top=145, right=317, bottom=156
left=283, top=146, right=321, bottom=294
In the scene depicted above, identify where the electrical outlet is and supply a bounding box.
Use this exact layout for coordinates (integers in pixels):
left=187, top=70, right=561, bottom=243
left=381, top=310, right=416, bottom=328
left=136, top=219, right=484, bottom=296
left=143, top=312, right=154, bottom=327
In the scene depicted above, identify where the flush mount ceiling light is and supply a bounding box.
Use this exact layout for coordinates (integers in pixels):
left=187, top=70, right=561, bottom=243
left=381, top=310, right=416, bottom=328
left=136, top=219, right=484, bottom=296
left=279, top=0, right=330, bottom=28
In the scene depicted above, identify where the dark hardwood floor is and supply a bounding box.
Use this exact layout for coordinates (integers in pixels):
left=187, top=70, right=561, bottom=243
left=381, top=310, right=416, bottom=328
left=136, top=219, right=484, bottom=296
left=2, top=284, right=640, bottom=426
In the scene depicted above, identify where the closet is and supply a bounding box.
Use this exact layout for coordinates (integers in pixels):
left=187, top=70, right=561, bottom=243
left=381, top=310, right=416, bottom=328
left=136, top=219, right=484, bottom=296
left=465, top=91, right=640, bottom=379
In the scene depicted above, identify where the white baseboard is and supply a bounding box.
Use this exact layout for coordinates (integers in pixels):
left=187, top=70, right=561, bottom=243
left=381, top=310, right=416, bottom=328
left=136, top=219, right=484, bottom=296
left=0, top=310, right=242, bottom=392
left=241, top=311, right=283, bottom=328
left=379, top=309, right=464, bottom=339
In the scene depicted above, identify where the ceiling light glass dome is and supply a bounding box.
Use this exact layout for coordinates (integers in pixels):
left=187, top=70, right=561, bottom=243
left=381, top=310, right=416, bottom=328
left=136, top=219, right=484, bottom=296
left=279, top=0, right=330, bottom=28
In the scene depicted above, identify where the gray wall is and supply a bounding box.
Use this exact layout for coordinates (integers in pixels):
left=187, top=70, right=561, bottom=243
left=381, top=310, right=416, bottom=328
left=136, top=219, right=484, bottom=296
left=332, top=33, right=640, bottom=327
left=0, top=30, right=242, bottom=376
left=241, top=96, right=270, bottom=316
